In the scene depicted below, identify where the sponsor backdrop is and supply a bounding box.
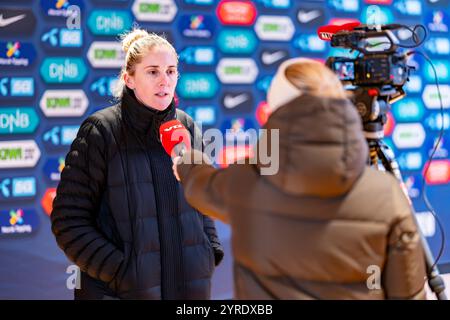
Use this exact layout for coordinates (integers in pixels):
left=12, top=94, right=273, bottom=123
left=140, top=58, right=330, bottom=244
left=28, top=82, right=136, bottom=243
left=0, top=0, right=449, bottom=299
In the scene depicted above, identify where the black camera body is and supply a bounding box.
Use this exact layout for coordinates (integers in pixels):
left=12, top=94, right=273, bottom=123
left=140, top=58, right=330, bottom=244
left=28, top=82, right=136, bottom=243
left=324, top=24, right=413, bottom=137
left=327, top=53, right=409, bottom=87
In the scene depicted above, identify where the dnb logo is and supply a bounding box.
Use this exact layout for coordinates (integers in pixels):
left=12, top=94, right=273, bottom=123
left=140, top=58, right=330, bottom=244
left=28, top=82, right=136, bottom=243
left=0, top=42, right=36, bottom=67
left=392, top=99, right=425, bottom=122
left=0, top=177, right=36, bottom=200
left=43, top=157, right=65, bottom=182
left=179, top=14, right=215, bottom=39
left=0, top=77, right=34, bottom=97
left=41, top=28, right=83, bottom=48
left=40, top=57, right=87, bottom=84
left=40, top=0, right=84, bottom=18
left=88, top=10, right=132, bottom=36
left=43, top=125, right=79, bottom=149
left=177, top=73, right=219, bottom=99
left=217, top=29, right=257, bottom=55
left=0, top=108, right=39, bottom=135
left=0, top=208, right=39, bottom=236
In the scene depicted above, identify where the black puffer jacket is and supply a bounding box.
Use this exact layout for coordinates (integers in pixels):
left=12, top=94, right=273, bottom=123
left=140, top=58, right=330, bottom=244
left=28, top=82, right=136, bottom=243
left=51, top=88, right=223, bottom=300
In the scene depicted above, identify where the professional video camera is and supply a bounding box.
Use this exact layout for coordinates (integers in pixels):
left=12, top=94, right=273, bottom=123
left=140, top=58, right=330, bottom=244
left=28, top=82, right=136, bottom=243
left=319, top=23, right=448, bottom=301
left=318, top=22, right=415, bottom=138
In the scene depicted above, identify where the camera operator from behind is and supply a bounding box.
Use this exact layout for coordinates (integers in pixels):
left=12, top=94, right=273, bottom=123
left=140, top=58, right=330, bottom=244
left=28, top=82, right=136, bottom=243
left=172, top=58, right=427, bottom=299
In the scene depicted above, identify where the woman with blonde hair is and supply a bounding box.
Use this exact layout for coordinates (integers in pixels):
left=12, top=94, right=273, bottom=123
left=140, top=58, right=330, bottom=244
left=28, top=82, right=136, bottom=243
left=51, top=28, right=223, bottom=300
left=173, top=58, right=426, bottom=299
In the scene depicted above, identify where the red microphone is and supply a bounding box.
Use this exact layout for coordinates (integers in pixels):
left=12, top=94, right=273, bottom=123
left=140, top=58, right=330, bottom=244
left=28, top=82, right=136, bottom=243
left=317, top=21, right=361, bottom=41
left=159, top=120, right=191, bottom=158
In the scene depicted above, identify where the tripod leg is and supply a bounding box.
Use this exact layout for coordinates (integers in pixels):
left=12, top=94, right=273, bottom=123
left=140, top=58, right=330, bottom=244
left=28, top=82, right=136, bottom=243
left=376, top=141, right=447, bottom=300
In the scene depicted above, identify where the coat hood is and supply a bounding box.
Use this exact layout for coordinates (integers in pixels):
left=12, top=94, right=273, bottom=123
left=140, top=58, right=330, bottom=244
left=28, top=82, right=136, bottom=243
left=256, top=94, right=368, bottom=197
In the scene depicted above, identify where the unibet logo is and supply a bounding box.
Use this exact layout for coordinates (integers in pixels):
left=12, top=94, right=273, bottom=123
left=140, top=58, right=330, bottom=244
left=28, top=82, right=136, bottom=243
left=0, top=140, right=40, bottom=169
left=216, top=58, right=258, bottom=84
left=0, top=108, right=39, bottom=134
left=88, top=42, right=125, bottom=68
left=132, top=0, right=178, bottom=22
left=254, top=16, right=295, bottom=41
left=422, top=85, right=450, bottom=109
left=40, top=90, right=88, bottom=117
left=392, top=123, right=426, bottom=149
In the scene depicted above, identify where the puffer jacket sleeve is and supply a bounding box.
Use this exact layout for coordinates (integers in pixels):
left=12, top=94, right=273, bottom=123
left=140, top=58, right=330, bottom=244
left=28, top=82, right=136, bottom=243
left=51, top=116, right=124, bottom=284
left=177, top=149, right=231, bottom=225
left=382, top=183, right=427, bottom=299
left=178, top=110, right=225, bottom=265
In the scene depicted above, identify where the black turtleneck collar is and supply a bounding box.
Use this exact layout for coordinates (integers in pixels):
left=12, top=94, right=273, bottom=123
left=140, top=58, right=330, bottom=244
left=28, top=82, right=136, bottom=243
left=121, top=86, right=176, bottom=140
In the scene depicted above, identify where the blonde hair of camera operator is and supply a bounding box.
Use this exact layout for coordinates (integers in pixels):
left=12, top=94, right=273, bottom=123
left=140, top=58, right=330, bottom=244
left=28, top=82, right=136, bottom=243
left=267, top=58, right=348, bottom=114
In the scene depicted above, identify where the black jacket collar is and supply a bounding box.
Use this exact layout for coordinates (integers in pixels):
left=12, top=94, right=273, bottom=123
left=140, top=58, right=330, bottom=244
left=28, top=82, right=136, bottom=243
left=121, top=86, right=176, bottom=139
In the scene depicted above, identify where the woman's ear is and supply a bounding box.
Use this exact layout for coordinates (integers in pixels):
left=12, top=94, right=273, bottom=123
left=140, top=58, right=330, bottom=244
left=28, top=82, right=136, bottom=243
left=124, top=73, right=135, bottom=90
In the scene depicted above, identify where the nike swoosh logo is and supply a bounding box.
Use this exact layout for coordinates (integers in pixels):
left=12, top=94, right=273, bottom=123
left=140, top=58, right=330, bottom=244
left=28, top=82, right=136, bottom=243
left=297, top=10, right=321, bottom=24
left=224, top=94, right=249, bottom=109
left=262, top=51, right=286, bottom=65
left=0, top=14, right=26, bottom=28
